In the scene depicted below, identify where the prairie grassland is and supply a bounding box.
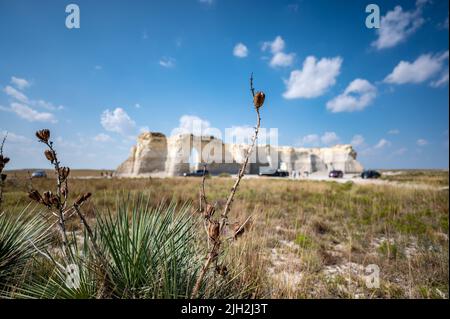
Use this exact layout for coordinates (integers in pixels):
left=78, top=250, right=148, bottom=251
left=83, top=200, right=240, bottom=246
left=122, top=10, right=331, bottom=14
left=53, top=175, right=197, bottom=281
left=380, top=170, right=449, bottom=187
left=2, top=171, right=448, bottom=298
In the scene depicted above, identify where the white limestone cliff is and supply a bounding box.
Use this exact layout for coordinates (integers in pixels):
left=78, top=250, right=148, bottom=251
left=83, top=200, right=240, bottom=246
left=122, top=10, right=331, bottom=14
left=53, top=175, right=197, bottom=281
left=115, top=132, right=363, bottom=177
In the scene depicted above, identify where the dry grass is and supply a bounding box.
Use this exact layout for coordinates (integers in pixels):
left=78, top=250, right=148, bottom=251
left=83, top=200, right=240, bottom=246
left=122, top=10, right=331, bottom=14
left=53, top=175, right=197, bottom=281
left=2, top=173, right=448, bottom=298
left=380, top=170, right=449, bottom=187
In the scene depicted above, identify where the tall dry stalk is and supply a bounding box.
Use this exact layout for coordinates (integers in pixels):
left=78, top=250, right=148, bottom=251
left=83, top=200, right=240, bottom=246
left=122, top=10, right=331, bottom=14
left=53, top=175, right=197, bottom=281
left=29, top=130, right=93, bottom=259
left=0, top=133, right=10, bottom=211
left=191, top=73, right=265, bottom=298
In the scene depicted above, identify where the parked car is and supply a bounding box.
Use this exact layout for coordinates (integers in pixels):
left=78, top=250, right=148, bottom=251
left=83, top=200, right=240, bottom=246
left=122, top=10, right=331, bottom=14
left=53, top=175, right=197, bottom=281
left=361, top=170, right=381, bottom=179
left=183, top=169, right=209, bottom=177
left=259, top=167, right=289, bottom=177
left=31, top=170, right=47, bottom=178
left=329, top=170, right=344, bottom=178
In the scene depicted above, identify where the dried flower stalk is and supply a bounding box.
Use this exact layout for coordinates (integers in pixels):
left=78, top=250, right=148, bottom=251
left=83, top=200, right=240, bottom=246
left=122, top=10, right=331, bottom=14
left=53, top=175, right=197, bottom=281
left=0, top=133, right=9, bottom=210
left=191, top=73, right=264, bottom=298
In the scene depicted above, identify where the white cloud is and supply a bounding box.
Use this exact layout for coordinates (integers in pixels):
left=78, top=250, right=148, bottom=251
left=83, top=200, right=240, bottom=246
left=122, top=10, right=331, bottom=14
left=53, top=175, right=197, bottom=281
left=135, top=103, right=141, bottom=109
left=384, top=52, right=449, bottom=85
left=388, top=129, right=400, bottom=135
left=10, top=102, right=57, bottom=123
left=299, top=134, right=320, bottom=147
left=199, top=0, right=214, bottom=4
left=139, top=126, right=150, bottom=133
left=93, top=133, right=112, bottom=142
left=94, top=65, right=102, bottom=70
left=11, top=76, right=30, bottom=90
left=4, top=86, right=63, bottom=111
left=417, top=138, right=428, bottom=146
left=283, top=56, right=342, bottom=99
left=430, top=70, right=449, bottom=88
left=374, top=138, right=391, bottom=149
left=262, top=36, right=295, bottom=68
left=327, top=79, right=377, bottom=112
left=34, top=99, right=64, bottom=111
left=233, top=43, right=248, bottom=58
left=226, top=125, right=277, bottom=145
left=2, top=77, right=63, bottom=123
left=321, top=132, right=340, bottom=145
left=171, top=115, right=218, bottom=137
left=372, top=1, right=427, bottom=50
left=270, top=52, right=295, bottom=68
left=101, top=108, right=136, bottom=135
left=351, top=134, right=365, bottom=147
left=262, top=36, right=285, bottom=54
left=159, top=57, right=176, bottom=68
left=299, top=132, right=340, bottom=147
left=4, top=85, right=29, bottom=103
left=393, top=147, right=408, bottom=156
left=0, top=130, right=32, bottom=144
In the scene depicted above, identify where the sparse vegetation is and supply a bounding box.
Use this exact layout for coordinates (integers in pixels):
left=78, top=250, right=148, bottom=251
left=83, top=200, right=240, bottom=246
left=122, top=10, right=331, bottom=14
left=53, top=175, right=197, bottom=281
left=1, top=172, right=448, bottom=298
left=380, top=170, right=449, bottom=187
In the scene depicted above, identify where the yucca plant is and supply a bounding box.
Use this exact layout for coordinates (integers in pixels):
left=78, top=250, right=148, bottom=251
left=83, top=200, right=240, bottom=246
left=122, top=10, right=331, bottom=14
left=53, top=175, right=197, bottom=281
left=11, top=231, right=102, bottom=299
left=0, top=205, right=50, bottom=291
left=13, top=194, right=250, bottom=299
left=96, top=195, right=200, bottom=298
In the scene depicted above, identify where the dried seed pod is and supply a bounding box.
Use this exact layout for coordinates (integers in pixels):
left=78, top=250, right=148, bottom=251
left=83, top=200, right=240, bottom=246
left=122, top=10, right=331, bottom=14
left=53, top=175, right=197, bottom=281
left=203, top=203, right=215, bottom=219
left=36, top=129, right=50, bottom=143
left=74, top=192, right=92, bottom=206
left=215, top=265, right=228, bottom=277
left=82, top=192, right=92, bottom=201
left=50, top=194, right=60, bottom=207
left=233, top=222, right=245, bottom=239
left=28, top=189, right=42, bottom=203
left=74, top=194, right=84, bottom=206
left=42, top=191, right=53, bottom=207
left=253, top=91, right=265, bottom=109
left=1, top=156, right=10, bottom=164
left=208, top=220, right=220, bottom=242
left=1, top=174, right=7, bottom=182
left=44, top=150, right=55, bottom=162
left=59, top=167, right=70, bottom=180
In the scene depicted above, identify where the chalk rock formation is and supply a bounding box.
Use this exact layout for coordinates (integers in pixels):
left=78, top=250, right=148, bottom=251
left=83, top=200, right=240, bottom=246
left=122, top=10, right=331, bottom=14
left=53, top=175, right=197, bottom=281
left=115, top=132, right=363, bottom=177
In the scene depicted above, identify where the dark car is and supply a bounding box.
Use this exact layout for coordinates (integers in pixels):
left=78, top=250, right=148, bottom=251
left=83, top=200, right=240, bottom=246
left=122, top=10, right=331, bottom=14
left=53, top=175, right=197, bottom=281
left=361, top=170, right=381, bottom=179
left=183, top=169, right=209, bottom=177
left=259, top=168, right=289, bottom=177
left=31, top=170, right=47, bottom=178
left=329, top=170, right=344, bottom=178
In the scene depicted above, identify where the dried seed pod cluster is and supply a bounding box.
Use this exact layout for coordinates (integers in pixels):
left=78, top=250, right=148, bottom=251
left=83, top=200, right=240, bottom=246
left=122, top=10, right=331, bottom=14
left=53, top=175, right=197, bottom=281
left=36, top=129, right=50, bottom=143
left=208, top=220, right=220, bottom=242
left=28, top=189, right=61, bottom=208
left=253, top=91, right=265, bottom=109
left=203, top=203, right=215, bottom=219
left=28, top=189, right=42, bottom=203
left=0, top=155, right=9, bottom=172
left=28, top=129, right=97, bottom=264
left=215, top=265, right=228, bottom=277
left=59, top=167, right=70, bottom=181
left=44, top=149, right=55, bottom=163
left=0, top=155, right=9, bottom=182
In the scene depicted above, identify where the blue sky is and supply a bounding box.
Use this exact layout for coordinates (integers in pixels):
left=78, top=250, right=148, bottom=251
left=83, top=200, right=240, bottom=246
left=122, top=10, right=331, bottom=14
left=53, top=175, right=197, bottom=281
left=0, top=0, right=448, bottom=169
